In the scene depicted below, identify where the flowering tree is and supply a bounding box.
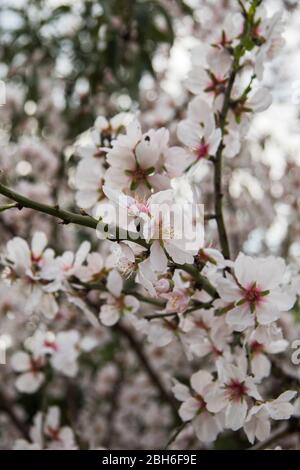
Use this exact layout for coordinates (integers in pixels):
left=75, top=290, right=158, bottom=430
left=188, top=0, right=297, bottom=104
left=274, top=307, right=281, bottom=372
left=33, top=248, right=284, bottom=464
left=0, top=0, right=300, bottom=450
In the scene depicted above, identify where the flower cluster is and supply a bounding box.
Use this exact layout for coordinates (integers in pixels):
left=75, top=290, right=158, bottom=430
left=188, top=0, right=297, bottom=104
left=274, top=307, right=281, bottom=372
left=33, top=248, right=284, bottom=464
left=0, top=0, right=300, bottom=451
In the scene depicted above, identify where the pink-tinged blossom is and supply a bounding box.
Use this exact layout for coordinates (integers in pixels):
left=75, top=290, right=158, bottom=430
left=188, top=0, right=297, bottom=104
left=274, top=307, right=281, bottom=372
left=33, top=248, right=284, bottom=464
left=105, top=120, right=170, bottom=196
left=173, top=371, right=223, bottom=443
left=41, top=241, right=91, bottom=291
left=215, top=253, right=294, bottom=332
left=99, top=270, right=139, bottom=326
left=244, top=391, right=297, bottom=444
left=177, top=97, right=221, bottom=168
left=14, top=407, right=77, bottom=450
left=3, top=233, right=58, bottom=319
left=206, top=356, right=262, bottom=431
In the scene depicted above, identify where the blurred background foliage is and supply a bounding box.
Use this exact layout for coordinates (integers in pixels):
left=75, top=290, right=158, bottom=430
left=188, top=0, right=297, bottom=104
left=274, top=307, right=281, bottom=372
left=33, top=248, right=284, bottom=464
left=0, top=0, right=191, bottom=139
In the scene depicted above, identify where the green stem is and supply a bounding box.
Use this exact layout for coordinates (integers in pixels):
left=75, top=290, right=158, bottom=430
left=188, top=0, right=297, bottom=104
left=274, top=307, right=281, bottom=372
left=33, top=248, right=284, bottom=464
left=0, top=202, right=19, bottom=213
left=0, top=182, right=218, bottom=298
left=180, top=263, right=218, bottom=298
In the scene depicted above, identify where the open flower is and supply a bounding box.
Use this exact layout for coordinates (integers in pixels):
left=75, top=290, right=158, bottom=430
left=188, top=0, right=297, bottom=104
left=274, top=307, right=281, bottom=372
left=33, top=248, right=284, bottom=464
left=41, top=241, right=91, bottom=291
left=244, top=391, right=297, bottom=444
left=11, top=349, right=45, bottom=394
left=105, top=120, right=170, bottom=196
left=177, top=97, right=221, bottom=169
left=173, top=370, right=223, bottom=443
left=99, top=270, right=139, bottom=326
left=247, top=327, right=288, bottom=381
left=3, top=233, right=58, bottom=318
left=14, top=407, right=77, bottom=450
left=206, top=356, right=262, bottom=431
left=215, top=253, right=294, bottom=332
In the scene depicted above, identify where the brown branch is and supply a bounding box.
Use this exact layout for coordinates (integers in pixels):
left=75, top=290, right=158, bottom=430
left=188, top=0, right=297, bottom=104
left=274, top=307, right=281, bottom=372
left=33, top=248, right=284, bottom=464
left=84, top=297, right=180, bottom=420
left=0, top=181, right=148, bottom=249
left=0, top=391, right=30, bottom=441
left=115, top=322, right=179, bottom=419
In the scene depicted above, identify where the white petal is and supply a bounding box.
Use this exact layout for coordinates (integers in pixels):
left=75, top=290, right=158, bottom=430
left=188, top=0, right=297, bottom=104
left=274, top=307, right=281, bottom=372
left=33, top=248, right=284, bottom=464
left=194, top=412, right=222, bottom=443
left=150, top=241, right=168, bottom=272
left=11, top=352, right=31, bottom=372
left=16, top=372, right=44, bottom=393
left=99, top=306, right=120, bottom=326
left=31, top=232, right=47, bottom=258
left=107, top=269, right=123, bottom=298
left=172, top=382, right=191, bottom=402
left=179, top=398, right=199, bottom=421
left=45, top=406, right=60, bottom=432
left=191, top=370, right=213, bottom=396
left=225, top=400, right=247, bottom=431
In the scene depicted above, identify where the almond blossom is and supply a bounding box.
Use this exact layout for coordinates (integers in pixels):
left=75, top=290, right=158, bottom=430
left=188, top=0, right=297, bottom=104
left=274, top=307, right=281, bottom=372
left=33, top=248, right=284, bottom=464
left=2, top=233, right=58, bottom=318
left=14, top=407, right=77, bottom=450
left=206, top=355, right=262, bottom=431
left=99, top=270, right=139, bottom=326
left=215, top=253, right=295, bottom=332
left=244, top=391, right=297, bottom=444
left=0, top=0, right=298, bottom=452
left=173, top=371, right=223, bottom=443
left=177, top=97, right=222, bottom=172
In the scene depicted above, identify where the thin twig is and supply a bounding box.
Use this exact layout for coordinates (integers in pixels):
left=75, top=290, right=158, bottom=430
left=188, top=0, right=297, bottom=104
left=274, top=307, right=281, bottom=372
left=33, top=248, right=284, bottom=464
left=85, top=297, right=180, bottom=419
left=164, top=421, right=191, bottom=449
left=0, top=202, right=19, bottom=213
left=0, top=391, right=30, bottom=440
left=213, top=63, right=238, bottom=260
left=115, top=322, right=179, bottom=419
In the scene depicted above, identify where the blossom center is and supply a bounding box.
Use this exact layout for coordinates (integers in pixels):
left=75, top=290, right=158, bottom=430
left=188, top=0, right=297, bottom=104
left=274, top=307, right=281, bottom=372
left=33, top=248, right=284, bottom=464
left=250, top=340, right=264, bottom=354
left=196, top=142, right=209, bottom=159
left=226, top=379, right=248, bottom=401
left=243, top=284, right=263, bottom=306
left=130, top=201, right=150, bottom=215
left=195, top=394, right=206, bottom=410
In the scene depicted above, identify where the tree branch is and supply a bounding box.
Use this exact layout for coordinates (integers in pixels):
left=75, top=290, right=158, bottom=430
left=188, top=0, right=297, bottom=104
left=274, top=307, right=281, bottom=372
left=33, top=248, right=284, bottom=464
left=0, top=391, right=30, bottom=441
left=115, top=322, right=179, bottom=419
left=213, top=63, right=238, bottom=260
left=0, top=181, right=148, bottom=248
left=0, top=181, right=218, bottom=299
left=180, top=263, right=218, bottom=298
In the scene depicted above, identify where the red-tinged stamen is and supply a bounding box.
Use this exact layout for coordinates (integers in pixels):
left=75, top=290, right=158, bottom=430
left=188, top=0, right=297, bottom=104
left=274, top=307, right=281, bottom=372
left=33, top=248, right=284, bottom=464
left=243, top=284, right=264, bottom=307
left=195, top=394, right=206, bottom=409
left=196, top=142, right=210, bottom=160
left=212, top=345, right=223, bottom=357
left=250, top=340, right=264, bottom=355
left=31, top=254, right=42, bottom=263
left=44, top=340, right=59, bottom=352
left=46, top=427, right=61, bottom=441
left=205, top=75, right=227, bottom=96
left=195, top=319, right=209, bottom=331
left=226, top=379, right=248, bottom=401
left=30, top=357, right=44, bottom=373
